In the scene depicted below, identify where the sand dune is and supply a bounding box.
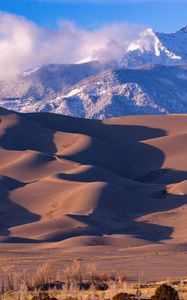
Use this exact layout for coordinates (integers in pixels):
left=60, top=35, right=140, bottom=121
left=1, top=107, right=187, bottom=280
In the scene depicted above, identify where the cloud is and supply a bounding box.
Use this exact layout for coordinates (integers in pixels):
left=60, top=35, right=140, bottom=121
left=0, top=12, right=144, bottom=80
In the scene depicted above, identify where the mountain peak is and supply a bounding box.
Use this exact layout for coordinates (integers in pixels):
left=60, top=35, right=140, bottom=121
left=179, top=25, right=187, bottom=33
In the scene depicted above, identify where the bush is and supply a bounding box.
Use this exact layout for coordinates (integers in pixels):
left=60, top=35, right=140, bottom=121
left=35, top=263, right=58, bottom=286
left=151, top=284, right=179, bottom=300
left=95, top=282, right=108, bottom=291
left=113, top=292, right=136, bottom=300
left=31, top=293, right=58, bottom=300
left=36, top=281, right=64, bottom=291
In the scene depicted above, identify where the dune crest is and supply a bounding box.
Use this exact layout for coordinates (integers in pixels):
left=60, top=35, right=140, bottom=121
left=1, top=108, right=187, bottom=278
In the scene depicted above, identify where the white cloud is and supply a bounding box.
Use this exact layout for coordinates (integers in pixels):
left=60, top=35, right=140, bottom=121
left=0, top=12, right=144, bottom=80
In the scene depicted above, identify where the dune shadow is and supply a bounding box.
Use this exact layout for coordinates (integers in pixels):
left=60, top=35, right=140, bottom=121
left=0, top=236, right=41, bottom=243
left=25, top=111, right=169, bottom=179
left=64, top=180, right=187, bottom=243
left=0, top=176, right=40, bottom=240
left=25, top=111, right=166, bottom=145
left=60, top=139, right=166, bottom=179
left=65, top=214, right=173, bottom=243
left=137, top=168, right=187, bottom=184
left=56, top=166, right=117, bottom=183
left=0, top=110, right=57, bottom=154
left=2, top=110, right=187, bottom=243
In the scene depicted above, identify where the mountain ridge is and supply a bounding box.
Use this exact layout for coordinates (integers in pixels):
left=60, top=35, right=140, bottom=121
left=1, top=64, right=187, bottom=119
left=1, top=26, right=187, bottom=118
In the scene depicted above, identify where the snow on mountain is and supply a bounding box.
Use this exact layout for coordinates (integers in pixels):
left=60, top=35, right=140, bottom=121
left=2, top=64, right=187, bottom=119
left=119, top=27, right=187, bottom=67
left=52, top=64, right=187, bottom=119
left=1, top=26, right=187, bottom=118
left=0, top=61, right=102, bottom=103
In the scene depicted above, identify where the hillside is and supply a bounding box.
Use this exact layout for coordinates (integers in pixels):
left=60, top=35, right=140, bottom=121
left=1, top=64, right=187, bottom=119
left=1, top=27, right=187, bottom=118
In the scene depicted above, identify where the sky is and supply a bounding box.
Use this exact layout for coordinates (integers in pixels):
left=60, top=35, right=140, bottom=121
left=0, top=0, right=187, bottom=79
left=0, top=0, right=187, bottom=33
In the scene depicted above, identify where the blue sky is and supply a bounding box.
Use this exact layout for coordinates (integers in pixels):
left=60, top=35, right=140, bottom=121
left=0, top=0, right=187, bottom=33
left=0, top=0, right=186, bottom=79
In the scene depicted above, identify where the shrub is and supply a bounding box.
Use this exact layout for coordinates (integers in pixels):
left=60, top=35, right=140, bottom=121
left=79, top=281, right=91, bottom=290
left=95, top=282, right=109, bottom=291
left=113, top=292, right=136, bottom=300
left=31, top=293, right=58, bottom=300
left=35, top=263, right=58, bottom=286
left=63, top=260, right=83, bottom=289
left=36, top=281, right=64, bottom=291
left=151, top=284, right=179, bottom=300
left=64, top=297, right=78, bottom=300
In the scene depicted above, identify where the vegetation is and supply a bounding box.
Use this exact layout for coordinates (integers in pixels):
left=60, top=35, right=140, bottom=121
left=151, top=284, right=179, bottom=300
left=31, top=292, right=58, bottom=300
left=113, top=292, right=136, bottom=300
left=0, top=261, right=186, bottom=300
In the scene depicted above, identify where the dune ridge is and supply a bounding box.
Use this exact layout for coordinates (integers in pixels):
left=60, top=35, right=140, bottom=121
left=1, top=107, right=187, bottom=280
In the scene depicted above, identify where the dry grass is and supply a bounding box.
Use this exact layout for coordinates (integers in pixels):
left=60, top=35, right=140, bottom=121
left=0, top=260, right=187, bottom=300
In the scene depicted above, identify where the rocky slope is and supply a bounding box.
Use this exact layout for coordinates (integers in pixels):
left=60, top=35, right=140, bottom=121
left=1, top=26, right=187, bottom=118
left=1, top=64, right=187, bottom=119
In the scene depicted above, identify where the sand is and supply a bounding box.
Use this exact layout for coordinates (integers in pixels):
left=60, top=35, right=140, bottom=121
left=1, top=107, right=187, bottom=281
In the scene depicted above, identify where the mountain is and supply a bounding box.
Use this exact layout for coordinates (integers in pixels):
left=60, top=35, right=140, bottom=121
left=54, top=64, right=187, bottom=119
left=1, top=64, right=187, bottom=119
left=0, top=61, right=103, bottom=110
left=1, top=26, right=187, bottom=118
left=120, top=27, right=187, bottom=67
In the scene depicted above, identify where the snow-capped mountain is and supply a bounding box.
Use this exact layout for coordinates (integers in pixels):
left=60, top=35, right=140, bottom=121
left=1, top=26, right=187, bottom=118
left=2, top=64, right=187, bottom=119
left=56, top=64, right=187, bottom=119
left=119, top=27, right=187, bottom=67
left=0, top=61, right=103, bottom=102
